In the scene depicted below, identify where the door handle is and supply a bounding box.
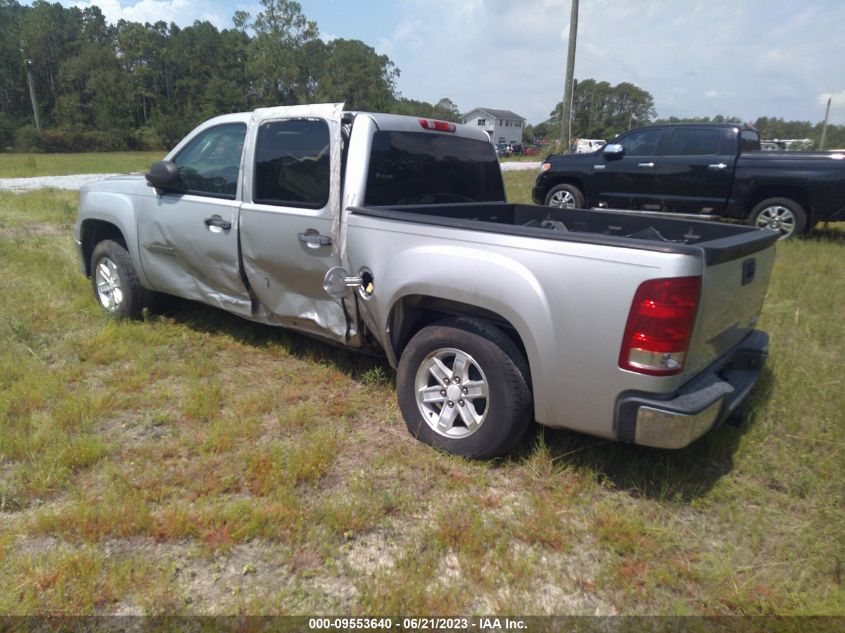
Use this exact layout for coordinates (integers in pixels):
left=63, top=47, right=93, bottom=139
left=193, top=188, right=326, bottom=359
left=298, top=231, right=332, bottom=246
left=637, top=162, right=655, bottom=168
left=708, top=163, right=728, bottom=170
left=204, top=215, right=232, bottom=231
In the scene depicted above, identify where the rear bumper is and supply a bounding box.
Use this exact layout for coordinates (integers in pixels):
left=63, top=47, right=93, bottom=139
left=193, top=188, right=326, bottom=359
left=615, top=330, right=769, bottom=449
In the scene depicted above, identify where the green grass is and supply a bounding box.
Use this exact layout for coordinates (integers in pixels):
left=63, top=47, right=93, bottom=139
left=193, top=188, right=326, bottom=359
left=0, top=172, right=843, bottom=616
left=0, top=152, right=164, bottom=178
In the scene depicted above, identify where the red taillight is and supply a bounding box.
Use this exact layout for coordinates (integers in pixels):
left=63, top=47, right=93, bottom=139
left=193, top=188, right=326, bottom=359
left=619, top=276, right=701, bottom=376
left=419, top=118, right=456, bottom=132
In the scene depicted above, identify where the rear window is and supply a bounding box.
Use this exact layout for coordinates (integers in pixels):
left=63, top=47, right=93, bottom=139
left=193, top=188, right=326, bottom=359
left=664, top=128, right=727, bottom=155
left=364, top=131, right=505, bottom=206
left=740, top=129, right=760, bottom=153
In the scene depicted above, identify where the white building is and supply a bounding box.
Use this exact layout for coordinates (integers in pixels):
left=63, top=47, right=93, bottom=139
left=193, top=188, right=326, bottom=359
left=461, top=107, right=526, bottom=145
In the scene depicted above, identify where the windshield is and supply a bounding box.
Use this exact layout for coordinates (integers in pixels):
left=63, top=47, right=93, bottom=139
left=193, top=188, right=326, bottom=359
left=365, top=131, right=505, bottom=206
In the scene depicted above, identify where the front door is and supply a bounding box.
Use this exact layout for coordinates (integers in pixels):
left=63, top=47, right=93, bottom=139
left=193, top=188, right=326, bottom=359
left=652, top=126, right=736, bottom=213
left=591, top=127, right=663, bottom=210
left=136, top=121, right=253, bottom=317
left=238, top=103, right=350, bottom=342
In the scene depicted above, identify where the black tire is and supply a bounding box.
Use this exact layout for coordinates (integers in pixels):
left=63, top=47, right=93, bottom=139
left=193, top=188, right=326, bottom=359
left=544, top=183, right=584, bottom=209
left=396, top=317, right=533, bottom=459
left=748, top=197, right=807, bottom=239
left=90, top=239, right=150, bottom=318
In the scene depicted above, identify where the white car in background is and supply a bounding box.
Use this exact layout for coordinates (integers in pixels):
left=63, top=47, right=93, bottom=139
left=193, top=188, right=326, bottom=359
left=574, top=138, right=606, bottom=153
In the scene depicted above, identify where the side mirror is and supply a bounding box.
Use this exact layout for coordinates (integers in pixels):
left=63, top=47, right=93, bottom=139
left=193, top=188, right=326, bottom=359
left=145, top=160, right=184, bottom=192
left=603, top=143, right=625, bottom=160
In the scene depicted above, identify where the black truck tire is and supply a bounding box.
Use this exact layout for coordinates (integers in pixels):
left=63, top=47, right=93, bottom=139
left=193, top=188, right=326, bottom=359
left=545, top=184, right=585, bottom=209
left=397, top=317, right=533, bottom=459
left=748, top=197, right=807, bottom=239
left=90, top=239, right=150, bottom=318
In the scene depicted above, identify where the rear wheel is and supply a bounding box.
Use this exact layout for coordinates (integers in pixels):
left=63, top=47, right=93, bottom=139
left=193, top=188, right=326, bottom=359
left=749, top=197, right=807, bottom=239
left=544, top=184, right=584, bottom=209
left=397, top=317, right=533, bottom=459
left=90, top=239, right=149, bottom=318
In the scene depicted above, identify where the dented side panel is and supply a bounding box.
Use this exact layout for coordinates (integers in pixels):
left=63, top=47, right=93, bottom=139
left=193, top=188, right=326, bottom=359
left=238, top=103, right=351, bottom=342
left=135, top=193, right=253, bottom=317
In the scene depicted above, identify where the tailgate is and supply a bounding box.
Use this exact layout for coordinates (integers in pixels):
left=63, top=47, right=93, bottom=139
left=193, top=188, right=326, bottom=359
left=682, top=231, right=777, bottom=379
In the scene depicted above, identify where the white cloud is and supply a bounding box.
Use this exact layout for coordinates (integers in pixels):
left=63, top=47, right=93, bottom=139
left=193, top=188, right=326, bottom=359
left=70, top=0, right=230, bottom=28
left=818, top=90, right=845, bottom=107
left=377, top=0, right=845, bottom=125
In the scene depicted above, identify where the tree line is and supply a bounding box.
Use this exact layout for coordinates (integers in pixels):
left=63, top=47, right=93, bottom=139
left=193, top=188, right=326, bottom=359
left=0, top=0, right=461, bottom=151
left=529, top=79, right=844, bottom=149
left=1, top=0, right=842, bottom=153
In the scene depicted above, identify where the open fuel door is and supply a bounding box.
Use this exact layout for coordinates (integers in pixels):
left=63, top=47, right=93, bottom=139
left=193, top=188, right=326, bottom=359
left=239, top=103, right=352, bottom=342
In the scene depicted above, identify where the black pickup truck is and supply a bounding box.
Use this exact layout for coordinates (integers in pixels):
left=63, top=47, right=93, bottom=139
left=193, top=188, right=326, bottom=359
left=532, top=123, right=845, bottom=238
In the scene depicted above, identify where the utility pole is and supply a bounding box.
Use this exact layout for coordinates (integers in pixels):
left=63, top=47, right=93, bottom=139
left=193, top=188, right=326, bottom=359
left=560, top=0, right=578, bottom=153
left=21, top=51, right=41, bottom=132
left=819, top=96, right=831, bottom=151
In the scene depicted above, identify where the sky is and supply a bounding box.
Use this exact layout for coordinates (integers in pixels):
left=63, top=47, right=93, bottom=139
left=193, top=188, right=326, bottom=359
left=58, top=0, right=845, bottom=126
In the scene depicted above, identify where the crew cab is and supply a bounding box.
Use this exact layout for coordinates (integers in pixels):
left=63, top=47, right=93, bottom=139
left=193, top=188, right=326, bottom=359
left=533, top=123, right=845, bottom=238
left=75, top=104, right=777, bottom=458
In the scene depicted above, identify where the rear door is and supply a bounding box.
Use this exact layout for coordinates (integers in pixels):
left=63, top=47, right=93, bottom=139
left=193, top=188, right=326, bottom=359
left=652, top=127, right=736, bottom=213
left=591, top=127, right=663, bottom=209
left=238, top=103, right=350, bottom=342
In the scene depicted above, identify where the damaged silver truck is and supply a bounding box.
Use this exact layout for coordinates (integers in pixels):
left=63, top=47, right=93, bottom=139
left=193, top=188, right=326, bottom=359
left=75, top=103, right=778, bottom=458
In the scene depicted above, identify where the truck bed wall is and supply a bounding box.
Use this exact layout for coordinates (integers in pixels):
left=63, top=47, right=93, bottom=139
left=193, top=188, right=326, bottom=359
left=351, top=203, right=779, bottom=265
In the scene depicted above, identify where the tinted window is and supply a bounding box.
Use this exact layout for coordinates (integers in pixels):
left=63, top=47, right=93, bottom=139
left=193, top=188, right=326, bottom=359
left=365, top=132, right=505, bottom=206
left=174, top=123, right=246, bottom=199
left=614, top=128, right=662, bottom=156
left=740, top=130, right=760, bottom=153
left=664, top=128, right=725, bottom=155
left=254, top=119, right=330, bottom=208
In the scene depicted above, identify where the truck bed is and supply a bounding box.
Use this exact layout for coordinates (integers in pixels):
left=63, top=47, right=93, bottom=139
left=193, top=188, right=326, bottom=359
left=351, top=203, right=779, bottom=265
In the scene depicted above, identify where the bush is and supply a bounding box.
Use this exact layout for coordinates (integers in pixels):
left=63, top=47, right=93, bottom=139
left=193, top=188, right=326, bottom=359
left=127, top=126, right=167, bottom=151
left=13, top=126, right=130, bottom=152
left=0, top=114, right=15, bottom=151
left=13, top=125, right=42, bottom=152
left=33, top=128, right=127, bottom=152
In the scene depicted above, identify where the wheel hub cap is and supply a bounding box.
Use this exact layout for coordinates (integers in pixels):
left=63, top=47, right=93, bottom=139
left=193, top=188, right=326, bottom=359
left=94, top=257, right=123, bottom=312
left=550, top=191, right=575, bottom=208
left=414, top=348, right=489, bottom=439
left=756, top=205, right=795, bottom=237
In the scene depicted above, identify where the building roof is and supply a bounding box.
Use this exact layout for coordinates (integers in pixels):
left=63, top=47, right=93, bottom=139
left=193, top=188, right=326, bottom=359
left=462, top=107, right=526, bottom=121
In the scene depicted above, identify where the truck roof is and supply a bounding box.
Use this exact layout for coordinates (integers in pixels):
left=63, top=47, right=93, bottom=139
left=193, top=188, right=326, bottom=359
left=196, top=106, right=488, bottom=143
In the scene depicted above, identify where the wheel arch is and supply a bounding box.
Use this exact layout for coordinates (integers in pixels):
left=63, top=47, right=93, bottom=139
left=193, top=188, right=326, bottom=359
left=544, top=175, right=587, bottom=201
left=77, top=191, right=149, bottom=287
left=80, top=219, right=127, bottom=276
left=746, top=186, right=812, bottom=224
left=387, top=295, right=530, bottom=375
left=377, top=278, right=557, bottom=425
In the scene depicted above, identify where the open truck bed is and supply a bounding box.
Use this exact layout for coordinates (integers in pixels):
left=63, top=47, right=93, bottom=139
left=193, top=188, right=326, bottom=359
left=352, top=203, right=779, bottom=265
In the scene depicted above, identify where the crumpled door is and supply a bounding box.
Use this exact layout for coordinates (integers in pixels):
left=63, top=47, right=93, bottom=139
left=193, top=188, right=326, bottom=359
left=239, top=103, right=352, bottom=341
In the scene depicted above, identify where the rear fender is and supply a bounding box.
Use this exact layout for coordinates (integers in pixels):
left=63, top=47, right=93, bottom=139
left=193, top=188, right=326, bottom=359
left=368, top=245, right=558, bottom=423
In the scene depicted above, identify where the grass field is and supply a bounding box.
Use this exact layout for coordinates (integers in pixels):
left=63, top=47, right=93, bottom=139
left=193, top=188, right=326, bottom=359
left=0, top=152, right=164, bottom=178
left=0, top=160, right=843, bottom=616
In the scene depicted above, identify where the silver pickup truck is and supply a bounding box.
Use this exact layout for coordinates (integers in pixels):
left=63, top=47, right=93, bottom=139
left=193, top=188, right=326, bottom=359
left=75, top=103, right=778, bottom=458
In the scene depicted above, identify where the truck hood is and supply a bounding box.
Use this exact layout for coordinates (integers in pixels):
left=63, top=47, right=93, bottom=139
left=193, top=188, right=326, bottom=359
left=544, top=152, right=603, bottom=167
left=80, top=174, right=150, bottom=196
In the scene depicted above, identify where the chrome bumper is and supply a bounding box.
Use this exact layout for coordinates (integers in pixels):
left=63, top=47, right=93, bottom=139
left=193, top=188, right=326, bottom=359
left=615, top=330, right=769, bottom=449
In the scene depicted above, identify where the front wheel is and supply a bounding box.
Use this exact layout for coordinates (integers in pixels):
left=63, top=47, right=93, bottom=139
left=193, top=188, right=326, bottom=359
left=748, top=197, right=807, bottom=239
left=396, top=318, right=533, bottom=459
left=544, top=184, right=584, bottom=209
left=90, top=239, right=150, bottom=318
